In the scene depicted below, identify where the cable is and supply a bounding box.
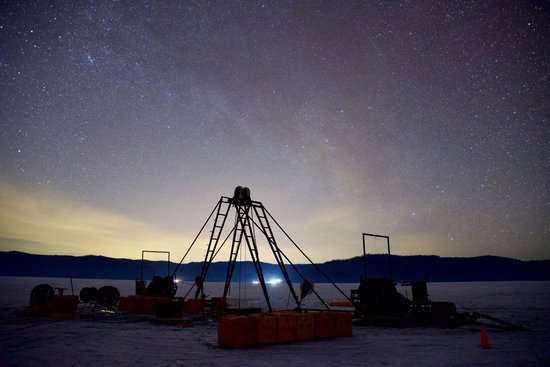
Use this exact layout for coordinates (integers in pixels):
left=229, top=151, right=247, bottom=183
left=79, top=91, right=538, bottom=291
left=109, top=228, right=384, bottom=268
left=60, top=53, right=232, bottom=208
left=172, top=199, right=220, bottom=276
left=262, top=207, right=351, bottom=301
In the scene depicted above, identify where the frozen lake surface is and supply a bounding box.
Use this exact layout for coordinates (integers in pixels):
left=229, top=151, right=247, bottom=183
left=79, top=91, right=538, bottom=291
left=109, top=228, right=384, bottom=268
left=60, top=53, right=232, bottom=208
left=1, top=277, right=549, bottom=366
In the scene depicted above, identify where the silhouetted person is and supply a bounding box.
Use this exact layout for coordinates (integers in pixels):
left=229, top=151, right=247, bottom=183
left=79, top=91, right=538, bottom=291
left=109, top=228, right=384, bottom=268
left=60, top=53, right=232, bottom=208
left=195, top=275, right=205, bottom=298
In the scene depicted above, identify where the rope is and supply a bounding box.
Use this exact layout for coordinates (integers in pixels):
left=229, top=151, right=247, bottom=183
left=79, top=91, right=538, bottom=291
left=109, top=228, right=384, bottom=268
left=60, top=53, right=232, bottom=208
left=238, top=236, right=242, bottom=308
left=261, top=207, right=351, bottom=302
left=172, top=200, right=219, bottom=276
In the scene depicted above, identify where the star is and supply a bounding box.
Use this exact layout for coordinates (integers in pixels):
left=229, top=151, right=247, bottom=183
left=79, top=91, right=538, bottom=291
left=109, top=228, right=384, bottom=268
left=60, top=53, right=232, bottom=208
left=0, top=1, right=547, bottom=261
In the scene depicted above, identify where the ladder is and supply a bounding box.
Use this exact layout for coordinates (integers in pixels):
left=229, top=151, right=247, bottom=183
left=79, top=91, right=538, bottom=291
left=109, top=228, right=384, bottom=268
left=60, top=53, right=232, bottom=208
left=252, top=203, right=300, bottom=307
left=239, top=202, right=272, bottom=311
left=195, top=196, right=300, bottom=311
left=194, top=197, right=231, bottom=298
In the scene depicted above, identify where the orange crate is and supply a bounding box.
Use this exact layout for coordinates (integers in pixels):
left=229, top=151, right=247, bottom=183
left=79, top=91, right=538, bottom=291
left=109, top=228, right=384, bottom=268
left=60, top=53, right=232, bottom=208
left=333, top=312, right=353, bottom=337
left=186, top=298, right=205, bottom=312
left=328, top=300, right=354, bottom=307
left=295, top=312, right=315, bottom=341
left=274, top=312, right=297, bottom=343
left=314, top=312, right=334, bottom=338
left=255, top=315, right=277, bottom=345
left=218, top=315, right=258, bottom=348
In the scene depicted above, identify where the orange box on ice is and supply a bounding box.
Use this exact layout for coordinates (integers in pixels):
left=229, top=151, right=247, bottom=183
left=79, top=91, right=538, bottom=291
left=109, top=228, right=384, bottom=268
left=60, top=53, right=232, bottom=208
left=314, top=312, right=334, bottom=338
left=218, top=315, right=259, bottom=348
left=295, top=312, right=315, bottom=341
left=186, top=298, right=205, bottom=312
left=255, top=314, right=277, bottom=345
left=333, top=311, right=353, bottom=337
left=274, top=312, right=297, bottom=343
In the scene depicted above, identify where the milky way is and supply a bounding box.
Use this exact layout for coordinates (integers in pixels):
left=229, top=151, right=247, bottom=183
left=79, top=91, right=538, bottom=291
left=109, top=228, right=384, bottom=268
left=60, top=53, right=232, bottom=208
left=1, top=1, right=548, bottom=261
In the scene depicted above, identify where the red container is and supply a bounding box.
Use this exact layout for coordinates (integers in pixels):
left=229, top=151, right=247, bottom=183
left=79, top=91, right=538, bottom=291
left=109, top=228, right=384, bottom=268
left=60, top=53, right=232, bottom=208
left=333, top=312, right=353, bottom=337
left=295, top=312, right=315, bottom=341
left=255, top=315, right=277, bottom=345
left=133, top=296, right=156, bottom=314
left=50, top=295, right=79, bottom=319
left=121, top=295, right=139, bottom=312
left=118, top=296, right=130, bottom=311
left=29, top=303, right=50, bottom=316
left=314, top=312, right=334, bottom=339
left=273, top=312, right=297, bottom=343
left=218, top=315, right=259, bottom=348
left=186, top=298, right=205, bottom=313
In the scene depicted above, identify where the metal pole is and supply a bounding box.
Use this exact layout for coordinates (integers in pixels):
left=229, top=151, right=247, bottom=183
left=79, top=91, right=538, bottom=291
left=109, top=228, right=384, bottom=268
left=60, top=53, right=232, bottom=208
left=70, top=273, right=74, bottom=296
left=387, top=237, right=393, bottom=281
left=141, top=250, right=144, bottom=281
left=362, top=234, right=367, bottom=281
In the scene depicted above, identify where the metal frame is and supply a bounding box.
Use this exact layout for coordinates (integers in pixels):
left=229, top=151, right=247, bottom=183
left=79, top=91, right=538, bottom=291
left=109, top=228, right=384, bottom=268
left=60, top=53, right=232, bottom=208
left=140, top=250, right=171, bottom=281
left=362, top=233, right=392, bottom=281
left=177, top=194, right=352, bottom=312
left=193, top=196, right=299, bottom=312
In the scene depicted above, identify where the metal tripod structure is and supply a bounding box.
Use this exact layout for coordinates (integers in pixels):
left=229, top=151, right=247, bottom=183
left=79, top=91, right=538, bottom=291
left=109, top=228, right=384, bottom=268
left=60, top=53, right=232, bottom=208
left=194, top=195, right=300, bottom=312
left=172, top=189, right=351, bottom=312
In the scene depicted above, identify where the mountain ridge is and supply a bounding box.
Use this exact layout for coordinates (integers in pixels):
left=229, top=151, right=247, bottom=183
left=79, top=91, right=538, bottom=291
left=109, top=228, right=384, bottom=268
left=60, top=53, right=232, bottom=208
left=1, top=251, right=549, bottom=282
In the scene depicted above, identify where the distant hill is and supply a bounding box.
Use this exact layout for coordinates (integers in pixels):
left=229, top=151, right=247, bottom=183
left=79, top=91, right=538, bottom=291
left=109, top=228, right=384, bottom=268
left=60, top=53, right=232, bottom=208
left=1, top=251, right=549, bottom=283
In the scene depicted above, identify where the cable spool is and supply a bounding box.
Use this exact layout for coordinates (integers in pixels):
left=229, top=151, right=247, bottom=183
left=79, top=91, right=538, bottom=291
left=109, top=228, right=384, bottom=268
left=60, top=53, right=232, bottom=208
left=79, top=287, right=99, bottom=303
left=29, top=284, right=54, bottom=306
left=233, top=186, right=243, bottom=201
left=232, top=186, right=251, bottom=203
left=241, top=187, right=251, bottom=202
left=97, top=286, right=120, bottom=307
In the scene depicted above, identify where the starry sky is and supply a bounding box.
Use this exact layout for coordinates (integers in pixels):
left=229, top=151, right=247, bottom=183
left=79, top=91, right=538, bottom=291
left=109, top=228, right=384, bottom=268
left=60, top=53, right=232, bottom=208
left=1, top=1, right=548, bottom=263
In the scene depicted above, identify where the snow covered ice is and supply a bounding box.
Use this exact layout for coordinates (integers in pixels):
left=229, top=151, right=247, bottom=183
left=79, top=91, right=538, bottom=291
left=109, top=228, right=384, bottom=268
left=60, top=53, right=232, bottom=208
left=1, top=277, right=549, bottom=366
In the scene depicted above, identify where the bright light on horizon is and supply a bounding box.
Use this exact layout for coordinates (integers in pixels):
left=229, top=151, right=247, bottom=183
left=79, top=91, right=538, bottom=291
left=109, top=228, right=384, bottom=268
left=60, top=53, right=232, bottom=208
left=268, top=278, right=282, bottom=285
left=251, top=278, right=282, bottom=286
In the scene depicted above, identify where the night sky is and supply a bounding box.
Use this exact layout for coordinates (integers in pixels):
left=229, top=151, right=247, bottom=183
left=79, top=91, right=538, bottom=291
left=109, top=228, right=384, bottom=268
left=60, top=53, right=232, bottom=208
left=1, top=1, right=548, bottom=263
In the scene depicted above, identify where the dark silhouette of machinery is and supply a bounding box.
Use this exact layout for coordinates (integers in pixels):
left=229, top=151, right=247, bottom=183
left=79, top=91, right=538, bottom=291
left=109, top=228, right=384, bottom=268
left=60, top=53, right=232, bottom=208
left=136, top=250, right=177, bottom=298
left=351, top=233, right=526, bottom=329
